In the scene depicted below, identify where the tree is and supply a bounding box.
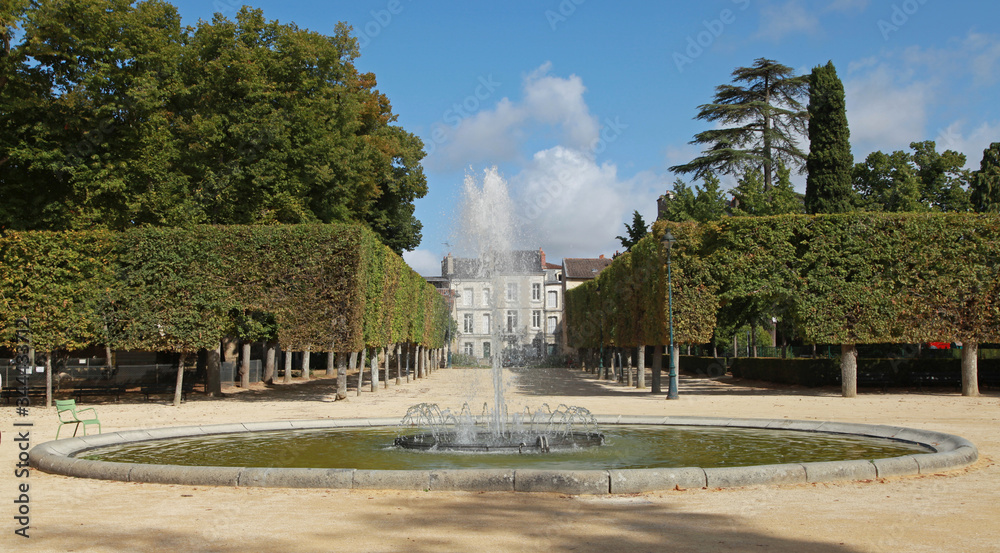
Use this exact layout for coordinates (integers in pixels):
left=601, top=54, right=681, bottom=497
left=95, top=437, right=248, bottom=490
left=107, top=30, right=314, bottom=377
left=670, top=58, right=809, bottom=192
left=909, top=140, right=971, bottom=212
left=659, top=174, right=728, bottom=223
left=971, top=142, right=1000, bottom=212
left=616, top=210, right=648, bottom=252
left=853, top=151, right=923, bottom=212
left=729, top=165, right=803, bottom=217
left=805, top=61, right=855, bottom=214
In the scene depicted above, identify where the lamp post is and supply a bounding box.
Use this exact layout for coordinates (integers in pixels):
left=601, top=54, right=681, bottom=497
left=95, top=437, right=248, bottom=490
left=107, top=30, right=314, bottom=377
left=662, top=230, right=678, bottom=400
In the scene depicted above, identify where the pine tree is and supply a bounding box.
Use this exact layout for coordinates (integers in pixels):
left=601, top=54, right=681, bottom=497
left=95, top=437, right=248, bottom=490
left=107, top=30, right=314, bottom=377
left=971, top=142, right=1000, bottom=212
left=616, top=210, right=648, bottom=252
left=805, top=61, right=855, bottom=214
left=670, top=58, right=809, bottom=192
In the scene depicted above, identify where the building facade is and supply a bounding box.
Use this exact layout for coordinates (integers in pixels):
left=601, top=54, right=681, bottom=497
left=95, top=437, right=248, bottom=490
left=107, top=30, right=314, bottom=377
left=441, top=249, right=565, bottom=362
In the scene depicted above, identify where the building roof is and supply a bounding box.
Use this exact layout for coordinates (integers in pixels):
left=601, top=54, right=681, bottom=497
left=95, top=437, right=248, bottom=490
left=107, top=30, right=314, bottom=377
left=445, top=250, right=544, bottom=278
left=562, top=257, right=613, bottom=280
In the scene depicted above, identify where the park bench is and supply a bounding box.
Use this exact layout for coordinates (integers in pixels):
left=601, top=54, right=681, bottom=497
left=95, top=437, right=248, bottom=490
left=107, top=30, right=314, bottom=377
left=857, top=371, right=893, bottom=393
left=910, top=371, right=961, bottom=390
left=140, top=378, right=194, bottom=401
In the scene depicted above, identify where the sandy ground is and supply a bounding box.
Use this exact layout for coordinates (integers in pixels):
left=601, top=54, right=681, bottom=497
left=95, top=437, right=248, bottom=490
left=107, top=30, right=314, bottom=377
left=2, top=366, right=999, bottom=553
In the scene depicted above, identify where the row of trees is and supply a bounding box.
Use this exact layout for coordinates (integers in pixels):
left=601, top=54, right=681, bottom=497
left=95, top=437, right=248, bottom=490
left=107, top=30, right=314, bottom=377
left=0, top=0, right=427, bottom=253
left=0, top=223, right=449, bottom=404
left=664, top=59, right=1000, bottom=222
left=571, top=213, right=1000, bottom=397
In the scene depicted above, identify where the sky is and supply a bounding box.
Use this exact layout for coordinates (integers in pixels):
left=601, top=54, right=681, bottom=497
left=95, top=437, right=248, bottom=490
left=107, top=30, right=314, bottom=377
left=166, top=0, right=1000, bottom=276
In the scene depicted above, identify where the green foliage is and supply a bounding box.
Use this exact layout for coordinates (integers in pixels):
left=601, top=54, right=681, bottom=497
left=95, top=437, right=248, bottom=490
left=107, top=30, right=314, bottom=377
left=0, top=224, right=447, bottom=353
left=615, top=210, right=648, bottom=253
left=853, top=151, right=924, bottom=212
left=971, top=142, right=1000, bottom=213
left=669, top=58, right=809, bottom=191
left=659, top=175, right=727, bottom=223
left=853, top=142, right=971, bottom=213
left=729, top=165, right=804, bottom=217
left=0, top=1, right=427, bottom=252
left=805, top=61, right=855, bottom=214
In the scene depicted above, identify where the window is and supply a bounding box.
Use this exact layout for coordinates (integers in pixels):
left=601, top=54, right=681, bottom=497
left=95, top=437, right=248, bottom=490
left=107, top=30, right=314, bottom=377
left=506, top=282, right=518, bottom=302
left=463, top=342, right=474, bottom=356
left=482, top=288, right=490, bottom=306
left=462, top=288, right=473, bottom=307
left=506, top=310, right=518, bottom=332
left=483, top=341, right=491, bottom=358
left=532, top=283, right=541, bottom=301
left=482, top=313, right=491, bottom=334
left=463, top=313, right=474, bottom=333
left=547, top=316, right=558, bottom=334
left=532, top=310, right=541, bottom=329
left=547, top=290, right=558, bottom=308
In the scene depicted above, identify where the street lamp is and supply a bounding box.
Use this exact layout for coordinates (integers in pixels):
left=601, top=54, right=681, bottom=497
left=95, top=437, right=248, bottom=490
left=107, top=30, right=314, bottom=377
left=661, top=230, right=678, bottom=400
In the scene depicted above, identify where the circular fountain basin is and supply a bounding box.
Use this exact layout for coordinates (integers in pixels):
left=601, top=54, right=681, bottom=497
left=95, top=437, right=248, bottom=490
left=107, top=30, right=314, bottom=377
left=29, top=416, right=978, bottom=494
left=393, top=431, right=606, bottom=452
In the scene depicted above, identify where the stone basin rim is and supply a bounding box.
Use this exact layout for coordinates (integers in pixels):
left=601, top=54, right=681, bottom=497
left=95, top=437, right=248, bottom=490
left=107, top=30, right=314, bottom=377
left=29, top=415, right=979, bottom=495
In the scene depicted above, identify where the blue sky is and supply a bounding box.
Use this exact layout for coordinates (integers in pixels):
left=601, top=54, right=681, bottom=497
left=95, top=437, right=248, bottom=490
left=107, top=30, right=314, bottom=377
left=168, top=0, right=1000, bottom=275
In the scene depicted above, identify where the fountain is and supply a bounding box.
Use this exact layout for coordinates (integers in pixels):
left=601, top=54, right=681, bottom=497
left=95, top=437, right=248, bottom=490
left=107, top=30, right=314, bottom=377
left=28, top=168, right=980, bottom=494
left=393, top=167, right=606, bottom=454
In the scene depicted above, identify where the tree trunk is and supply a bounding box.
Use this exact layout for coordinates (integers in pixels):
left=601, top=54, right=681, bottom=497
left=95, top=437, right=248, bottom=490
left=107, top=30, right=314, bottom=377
left=301, top=347, right=311, bottom=380
left=337, top=353, right=348, bottom=400
left=348, top=351, right=358, bottom=393
left=240, top=341, right=251, bottom=388
left=626, top=350, right=633, bottom=387
left=733, top=334, right=739, bottom=358
left=207, top=345, right=222, bottom=397
left=404, top=344, right=411, bottom=382
left=651, top=344, right=662, bottom=394
left=841, top=344, right=858, bottom=398
left=105, top=343, right=115, bottom=372
left=263, top=342, right=276, bottom=384
left=396, top=343, right=402, bottom=384
left=358, top=348, right=367, bottom=396
left=222, top=337, right=238, bottom=363
left=173, top=352, right=187, bottom=407
left=45, top=352, right=53, bottom=408
left=961, top=341, right=980, bottom=397
left=672, top=344, right=680, bottom=381
left=370, top=347, right=379, bottom=392
left=327, top=343, right=336, bottom=378
left=636, top=344, right=646, bottom=389
left=751, top=326, right=757, bottom=358
left=283, top=349, right=292, bottom=384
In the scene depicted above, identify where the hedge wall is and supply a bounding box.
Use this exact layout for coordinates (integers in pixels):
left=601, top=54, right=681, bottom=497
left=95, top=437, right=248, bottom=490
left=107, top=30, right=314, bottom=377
left=0, top=224, right=447, bottom=354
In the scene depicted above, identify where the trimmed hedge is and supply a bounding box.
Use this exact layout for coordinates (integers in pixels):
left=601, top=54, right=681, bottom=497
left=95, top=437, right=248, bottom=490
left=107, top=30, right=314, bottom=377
left=729, top=357, right=1000, bottom=388
left=0, top=224, right=447, bottom=354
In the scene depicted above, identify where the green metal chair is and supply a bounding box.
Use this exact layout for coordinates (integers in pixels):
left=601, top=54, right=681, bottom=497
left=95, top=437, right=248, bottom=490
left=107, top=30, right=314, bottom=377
left=55, top=399, right=101, bottom=439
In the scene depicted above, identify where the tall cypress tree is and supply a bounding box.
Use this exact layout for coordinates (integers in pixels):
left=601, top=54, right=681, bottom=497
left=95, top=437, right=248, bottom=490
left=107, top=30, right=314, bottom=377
left=805, top=61, right=855, bottom=214
left=971, top=142, right=1000, bottom=213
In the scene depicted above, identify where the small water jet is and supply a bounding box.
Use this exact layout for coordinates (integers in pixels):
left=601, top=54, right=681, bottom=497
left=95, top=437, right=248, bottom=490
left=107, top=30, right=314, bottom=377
left=394, top=402, right=604, bottom=453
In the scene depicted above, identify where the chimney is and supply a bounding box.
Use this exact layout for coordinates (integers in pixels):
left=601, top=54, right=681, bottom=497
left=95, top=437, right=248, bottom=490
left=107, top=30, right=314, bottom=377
left=599, top=254, right=605, bottom=259
left=540, top=248, right=546, bottom=269
left=441, top=254, right=454, bottom=277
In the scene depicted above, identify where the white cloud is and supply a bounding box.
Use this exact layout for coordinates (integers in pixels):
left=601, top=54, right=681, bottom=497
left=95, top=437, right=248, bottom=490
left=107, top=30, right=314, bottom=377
left=402, top=249, right=442, bottom=277
left=754, top=1, right=820, bottom=41
left=427, top=63, right=599, bottom=172
left=844, top=64, right=930, bottom=155
left=510, top=147, right=660, bottom=261
left=934, top=121, right=1000, bottom=169
left=844, top=31, right=1000, bottom=161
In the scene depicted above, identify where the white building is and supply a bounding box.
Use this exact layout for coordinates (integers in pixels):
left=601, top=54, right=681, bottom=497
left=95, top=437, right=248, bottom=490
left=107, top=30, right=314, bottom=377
left=440, top=250, right=563, bottom=362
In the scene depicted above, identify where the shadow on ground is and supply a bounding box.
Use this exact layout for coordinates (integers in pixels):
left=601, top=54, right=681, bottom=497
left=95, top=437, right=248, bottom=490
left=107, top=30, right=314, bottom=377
left=31, top=491, right=867, bottom=553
